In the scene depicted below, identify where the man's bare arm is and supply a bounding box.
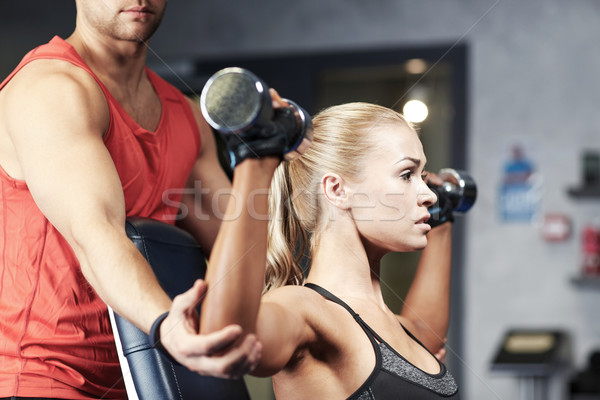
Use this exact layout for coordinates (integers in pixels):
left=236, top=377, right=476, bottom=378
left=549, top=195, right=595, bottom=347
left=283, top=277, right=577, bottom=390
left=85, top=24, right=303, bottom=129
left=176, top=98, right=232, bottom=256
left=4, top=60, right=169, bottom=329
left=2, top=60, right=259, bottom=375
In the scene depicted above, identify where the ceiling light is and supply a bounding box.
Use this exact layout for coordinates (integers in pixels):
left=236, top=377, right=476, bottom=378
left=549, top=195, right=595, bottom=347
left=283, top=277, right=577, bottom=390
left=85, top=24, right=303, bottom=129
left=403, top=99, right=428, bottom=123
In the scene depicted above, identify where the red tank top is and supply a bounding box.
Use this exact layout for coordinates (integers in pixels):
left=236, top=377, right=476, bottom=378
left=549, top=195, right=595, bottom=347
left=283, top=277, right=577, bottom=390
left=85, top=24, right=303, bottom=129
left=0, top=37, right=200, bottom=399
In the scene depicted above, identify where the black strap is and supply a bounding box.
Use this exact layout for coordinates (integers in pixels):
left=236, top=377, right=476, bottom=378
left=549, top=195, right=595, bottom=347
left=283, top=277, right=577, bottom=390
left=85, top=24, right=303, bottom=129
left=304, top=283, right=360, bottom=318
left=304, top=283, right=387, bottom=342
left=306, top=283, right=427, bottom=347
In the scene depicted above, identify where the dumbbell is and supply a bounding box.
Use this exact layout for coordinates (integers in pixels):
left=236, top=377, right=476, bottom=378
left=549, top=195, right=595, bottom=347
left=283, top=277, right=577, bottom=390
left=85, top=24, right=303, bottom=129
left=428, top=168, right=477, bottom=227
left=200, top=67, right=313, bottom=168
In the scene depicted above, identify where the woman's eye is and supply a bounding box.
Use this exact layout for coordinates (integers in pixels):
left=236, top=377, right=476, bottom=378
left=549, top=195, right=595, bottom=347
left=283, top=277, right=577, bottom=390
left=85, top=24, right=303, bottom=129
left=421, top=172, right=428, bottom=181
left=401, top=171, right=413, bottom=181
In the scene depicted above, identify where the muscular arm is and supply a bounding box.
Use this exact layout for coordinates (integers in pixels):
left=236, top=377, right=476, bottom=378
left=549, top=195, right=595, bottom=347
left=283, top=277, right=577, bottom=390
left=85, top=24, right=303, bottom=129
left=2, top=61, right=259, bottom=377
left=399, top=222, right=452, bottom=353
left=4, top=60, right=170, bottom=330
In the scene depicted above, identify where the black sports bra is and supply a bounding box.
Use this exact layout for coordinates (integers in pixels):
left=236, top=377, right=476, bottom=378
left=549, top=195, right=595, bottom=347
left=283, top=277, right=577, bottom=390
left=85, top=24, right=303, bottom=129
left=305, top=283, right=459, bottom=399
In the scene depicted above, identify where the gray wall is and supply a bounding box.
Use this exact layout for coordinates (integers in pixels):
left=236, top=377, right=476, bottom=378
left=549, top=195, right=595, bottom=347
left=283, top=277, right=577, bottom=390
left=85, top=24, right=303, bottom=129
left=3, top=1, right=600, bottom=399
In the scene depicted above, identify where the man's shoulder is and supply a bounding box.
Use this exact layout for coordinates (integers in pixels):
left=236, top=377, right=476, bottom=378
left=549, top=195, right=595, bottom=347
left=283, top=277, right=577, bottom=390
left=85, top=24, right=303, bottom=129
left=1, top=58, right=109, bottom=137
left=7, top=59, right=104, bottom=105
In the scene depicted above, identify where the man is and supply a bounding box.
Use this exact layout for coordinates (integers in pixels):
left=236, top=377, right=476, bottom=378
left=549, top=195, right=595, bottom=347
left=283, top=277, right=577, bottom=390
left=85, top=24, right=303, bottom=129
left=0, top=0, right=261, bottom=398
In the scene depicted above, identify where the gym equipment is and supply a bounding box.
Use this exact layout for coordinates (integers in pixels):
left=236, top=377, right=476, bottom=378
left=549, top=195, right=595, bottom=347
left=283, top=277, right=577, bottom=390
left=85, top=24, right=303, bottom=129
left=428, top=168, right=477, bottom=227
left=200, top=67, right=313, bottom=168
left=490, top=329, right=571, bottom=400
left=109, top=218, right=250, bottom=400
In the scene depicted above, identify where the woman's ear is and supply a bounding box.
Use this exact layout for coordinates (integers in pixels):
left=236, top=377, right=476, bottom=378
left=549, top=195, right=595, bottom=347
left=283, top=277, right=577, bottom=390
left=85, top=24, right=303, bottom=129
left=322, top=173, right=350, bottom=210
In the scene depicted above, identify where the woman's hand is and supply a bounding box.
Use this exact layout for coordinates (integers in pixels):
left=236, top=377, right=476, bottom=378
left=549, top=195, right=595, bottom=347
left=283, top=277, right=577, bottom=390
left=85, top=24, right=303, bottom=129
left=434, top=338, right=448, bottom=363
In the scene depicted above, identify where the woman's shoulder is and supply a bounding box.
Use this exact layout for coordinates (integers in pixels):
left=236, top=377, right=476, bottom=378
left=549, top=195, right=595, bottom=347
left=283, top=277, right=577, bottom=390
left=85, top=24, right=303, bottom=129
left=263, top=284, right=322, bottom=307
left=262, top=284, right=345, bottom=336
left=263, top=285, right=335, bottom=324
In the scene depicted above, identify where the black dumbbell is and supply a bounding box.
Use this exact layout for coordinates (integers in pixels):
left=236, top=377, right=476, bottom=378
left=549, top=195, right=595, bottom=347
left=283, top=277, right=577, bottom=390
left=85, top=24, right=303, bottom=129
left=200, top=67, right=313, bottom=168
left=428, top=168, right=477, bottom=227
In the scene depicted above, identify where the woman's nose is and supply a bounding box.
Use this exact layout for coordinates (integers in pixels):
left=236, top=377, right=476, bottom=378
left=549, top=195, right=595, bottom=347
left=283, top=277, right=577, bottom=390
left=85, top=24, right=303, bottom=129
left=418, top=183, right=438, bottom=208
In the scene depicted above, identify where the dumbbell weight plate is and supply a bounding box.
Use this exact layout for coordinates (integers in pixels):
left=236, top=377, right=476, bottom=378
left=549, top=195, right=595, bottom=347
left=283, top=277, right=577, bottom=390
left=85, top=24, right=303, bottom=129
left=438, top=168, right=477, bottom=213
left=200, top=67, right=273, bottom=133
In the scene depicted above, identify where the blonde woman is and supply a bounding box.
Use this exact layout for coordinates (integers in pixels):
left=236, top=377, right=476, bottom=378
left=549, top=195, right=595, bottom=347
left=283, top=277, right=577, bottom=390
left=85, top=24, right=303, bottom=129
left=190, top=100, right=459, bottom=399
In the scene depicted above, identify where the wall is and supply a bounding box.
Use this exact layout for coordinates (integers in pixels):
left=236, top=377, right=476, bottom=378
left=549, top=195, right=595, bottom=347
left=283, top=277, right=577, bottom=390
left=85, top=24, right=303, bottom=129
left=2, top=1, right=600, bottom=398
left=0, top=3, right=75, bottom=77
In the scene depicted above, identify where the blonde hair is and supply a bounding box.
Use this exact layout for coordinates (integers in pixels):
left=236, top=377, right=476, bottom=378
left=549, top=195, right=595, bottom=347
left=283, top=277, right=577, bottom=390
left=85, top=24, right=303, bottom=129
left=265, top=102, right=413, bottom=292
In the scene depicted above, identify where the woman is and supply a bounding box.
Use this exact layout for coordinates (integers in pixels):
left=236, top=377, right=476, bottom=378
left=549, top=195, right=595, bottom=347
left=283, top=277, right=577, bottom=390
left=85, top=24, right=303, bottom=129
left=197, top=101, right=459, bottom=399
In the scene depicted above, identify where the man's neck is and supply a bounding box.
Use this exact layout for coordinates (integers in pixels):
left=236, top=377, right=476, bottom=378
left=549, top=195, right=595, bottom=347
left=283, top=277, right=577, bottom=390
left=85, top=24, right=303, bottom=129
left=65, top=28, right=162, bottom=132
left=66, top=28, right=149, bottom=91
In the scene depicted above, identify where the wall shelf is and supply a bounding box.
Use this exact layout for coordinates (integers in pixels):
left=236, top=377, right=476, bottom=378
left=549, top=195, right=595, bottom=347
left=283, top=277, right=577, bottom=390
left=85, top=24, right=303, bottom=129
left=568, top=186, right=600, bottom=198
left=570, top=275, right=600, bottom=288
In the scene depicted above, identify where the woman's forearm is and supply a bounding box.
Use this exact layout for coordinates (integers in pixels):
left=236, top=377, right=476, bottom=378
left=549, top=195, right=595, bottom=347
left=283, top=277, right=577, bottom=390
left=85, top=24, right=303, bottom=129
left=401, top=222, right=452, bottom=352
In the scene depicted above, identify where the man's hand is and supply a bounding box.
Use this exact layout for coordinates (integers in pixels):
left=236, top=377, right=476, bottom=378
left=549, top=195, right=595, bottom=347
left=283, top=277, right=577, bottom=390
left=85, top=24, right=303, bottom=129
left=160, top=280, right=262, bottom=379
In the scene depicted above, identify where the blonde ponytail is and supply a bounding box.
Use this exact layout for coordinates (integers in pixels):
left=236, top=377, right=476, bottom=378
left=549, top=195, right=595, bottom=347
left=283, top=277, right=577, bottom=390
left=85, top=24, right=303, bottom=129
left=265, top=162, right=308, bottom=292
